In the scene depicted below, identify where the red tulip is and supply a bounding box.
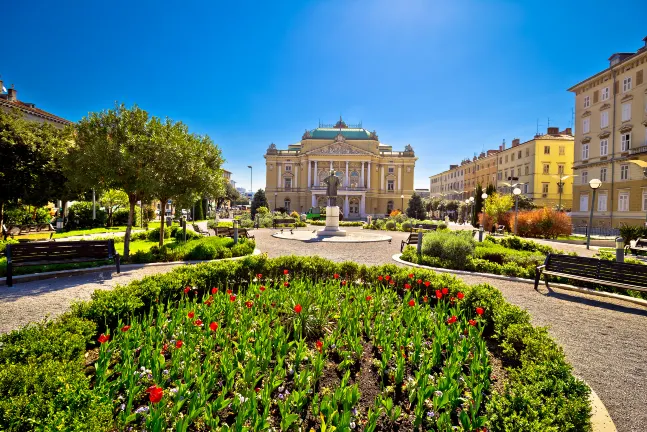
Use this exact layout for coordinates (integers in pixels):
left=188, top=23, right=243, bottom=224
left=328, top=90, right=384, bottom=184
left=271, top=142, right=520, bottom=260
left=457, top=292, right=464, bottom=300
left=416, top=279, right=422, bottom=284
left=408, top=273, right=414, bottom=279
left=424, top=281, right=430, bottom=287
left=257, top=273, right=262, bottom=279
left=255, top=387, right=261, bottom=393
left=245, top=301, right=253, bottom=309
left=184, top=286, right=191, bottom=294
left=447, top=315, right=457, bottom=324
left=441, top=287, right=449, bottom=295
left=121, top=325, right=131, bottom=332
left=423, top=296, right=428, bottom=303
left=316, top=340, right=323, bottom=352
left=283, top=269, right=289, bottom=275
left=98, top=333, right=110, bottom=344
left=211, top=287, right=218, bottom=294
left=194, top=319, right=203, bottom=326
left=341, top=280, right=347, bottom=286
left=378, top=276, right=383, bottom=281
left=435, top=290, right=442, bottom=299
left=404, top=283, right=411, bottom=290
left=284, top=282, right=289, bottom=287
left=188, top=311, right=195, bottom=319
left=333, top=273, right=339, bottom=279
left=450, top=296, right=456, bottom=303
left=176, top=340, right=183, bottom=348
left=147, top=385, right=164, bottom=403
left=209, top=322, right=218, bottom=331
left=389, top=280, right=395, bottom=286
left=476, top=307, right=484, bottom=316
left=294, top=304, right=302, bottom=314
left=366, top=295, right=372, bottom=301
left=385, top=275, right=391, bottom=281
left=408, top=299, right=415, bottom=307
left=230, top=295, right=236, bottom=302
left=469, top=319, right=477, bottom=327
left=227, top=289, right=233, bottom=294
left=260, top=285, right=266, bottom=292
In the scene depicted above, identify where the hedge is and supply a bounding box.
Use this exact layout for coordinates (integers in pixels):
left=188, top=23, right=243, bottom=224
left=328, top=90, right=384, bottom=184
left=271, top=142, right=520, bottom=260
left=0, top=256, right=590, bottom=431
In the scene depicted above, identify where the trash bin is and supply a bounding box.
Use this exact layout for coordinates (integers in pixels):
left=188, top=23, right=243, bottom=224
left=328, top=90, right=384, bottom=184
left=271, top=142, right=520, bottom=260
left=166, top=216, right=172, bottom=227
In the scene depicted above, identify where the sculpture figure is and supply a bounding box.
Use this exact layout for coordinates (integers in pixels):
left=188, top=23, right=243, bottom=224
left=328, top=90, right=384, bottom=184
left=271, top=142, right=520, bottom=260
left=322, top=170, right=341, bottom=206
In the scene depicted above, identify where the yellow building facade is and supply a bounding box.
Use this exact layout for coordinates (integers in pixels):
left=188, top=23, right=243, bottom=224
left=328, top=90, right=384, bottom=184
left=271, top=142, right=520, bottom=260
left=495, top=129, right=575, bottom=209
left=264, top=119, right=417, bottom=219
left=568, top=37, right=647, bottom=228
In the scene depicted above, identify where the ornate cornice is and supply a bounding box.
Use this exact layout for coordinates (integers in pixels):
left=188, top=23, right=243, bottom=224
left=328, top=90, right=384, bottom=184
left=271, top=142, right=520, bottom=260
left=581, top=136, right=592, bottom=144
left=619, top=124, right=633, bottom=133
left=306, top=142, right=374, bottom=156
left=599, top=103, right=611, bottom=111
left=598, top=130, right=611, bottom=139
left=621, top=93, right=634, bottom=102
left=581, top=110, right=592, bottom=118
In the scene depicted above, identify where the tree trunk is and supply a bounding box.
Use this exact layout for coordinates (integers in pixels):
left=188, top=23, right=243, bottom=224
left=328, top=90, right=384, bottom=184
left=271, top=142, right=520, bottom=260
left=124, top=196, right=137, bottom=258
left=0, top=201, right=4, bottom=228
left=159, top=197, right=169, bottom=247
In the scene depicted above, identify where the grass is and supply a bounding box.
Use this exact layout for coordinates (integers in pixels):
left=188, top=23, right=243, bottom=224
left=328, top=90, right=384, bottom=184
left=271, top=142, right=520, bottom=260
left=11, top=226, right=138, bottom=241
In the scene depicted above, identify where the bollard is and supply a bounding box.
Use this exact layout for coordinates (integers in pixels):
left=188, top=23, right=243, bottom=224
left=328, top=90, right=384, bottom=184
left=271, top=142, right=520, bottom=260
left=233, top=220, right=239, bottom=244
left=478, top=226, right=484, bottom=242
left=616, top=237, right=624, bottom=263
left=417, top=229, right=423, bottom=255
left=182, top=217, right=187, bottom=243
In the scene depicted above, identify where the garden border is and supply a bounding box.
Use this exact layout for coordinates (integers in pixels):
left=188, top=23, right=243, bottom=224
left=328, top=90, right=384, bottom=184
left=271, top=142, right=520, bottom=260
left=0, top=248, right=262, bottom=287
left=392, top=253, right=647, bottom=309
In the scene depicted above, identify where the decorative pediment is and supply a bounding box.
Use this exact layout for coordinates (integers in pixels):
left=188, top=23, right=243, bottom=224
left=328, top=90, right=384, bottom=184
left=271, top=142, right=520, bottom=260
left=598, top=131, right=611, bottom=139
left=581, top=136, right=592, bottom=144
left=581, top=110, right=592, bottom=118
left=306, top=142, right=373, bottom=156
left=621, top=93, right=633, bottom=102
left=599, top=103, right=611, bottom=111
left=619, top=124, right=633, bottom=133
left=334, top=133, right=345, bottom=143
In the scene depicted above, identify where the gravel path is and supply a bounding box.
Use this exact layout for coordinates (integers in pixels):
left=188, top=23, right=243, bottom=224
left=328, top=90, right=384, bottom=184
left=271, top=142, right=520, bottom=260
left=1, top=226, right=644, bottom=430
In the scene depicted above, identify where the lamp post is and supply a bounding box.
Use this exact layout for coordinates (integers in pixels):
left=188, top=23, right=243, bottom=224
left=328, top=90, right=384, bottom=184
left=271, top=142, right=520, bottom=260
left=481, top=192, right=488, bottom=226
left=464, top=199, right=470, bottom=224
left=552, top=175, right=576, bottom=212
left=586, top=178, right=602, bottom=249
left=469, top=196, right=475, bottom=226
left=513, top=187, right=521, bottom=235
left=401, top=194, right=404, bottom=213
left=274, top=192, right=278, bottom=214
left=247, top=165, right=253, bottom=205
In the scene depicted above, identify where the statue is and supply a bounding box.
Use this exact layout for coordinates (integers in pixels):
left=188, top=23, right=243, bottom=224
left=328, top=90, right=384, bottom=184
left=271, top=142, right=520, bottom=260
left=322, top=170, right=341, bottom=206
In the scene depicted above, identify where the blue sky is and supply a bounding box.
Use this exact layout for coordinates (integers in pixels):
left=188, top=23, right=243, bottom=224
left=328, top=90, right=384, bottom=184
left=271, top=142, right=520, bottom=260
left=3, top=0, right=646, bottom=190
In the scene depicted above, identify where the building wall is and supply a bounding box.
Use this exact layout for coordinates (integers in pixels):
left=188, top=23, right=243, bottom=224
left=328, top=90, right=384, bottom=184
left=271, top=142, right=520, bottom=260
left=569, top=44, right=647, bottom=228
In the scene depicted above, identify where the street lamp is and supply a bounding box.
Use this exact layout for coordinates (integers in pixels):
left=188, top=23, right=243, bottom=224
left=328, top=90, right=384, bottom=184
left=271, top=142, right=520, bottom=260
left=481, top=192, right=488, bottom=227
left=401, top=194, right=404, bottom=212
left=469, top=196, right=475, bottom=225
left=513, top=187, right=521, bottom=235
left=274, top=192, right=278, bottom=214
left=552, top=175, right=577, bottom=212
left=586, top=178, right=602, bottom=249
left=247, top=165, right=253, bottom=205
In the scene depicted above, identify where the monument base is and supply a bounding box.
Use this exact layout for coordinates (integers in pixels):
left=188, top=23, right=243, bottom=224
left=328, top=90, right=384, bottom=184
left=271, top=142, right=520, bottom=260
left=316, top=206, right=347, bottom=237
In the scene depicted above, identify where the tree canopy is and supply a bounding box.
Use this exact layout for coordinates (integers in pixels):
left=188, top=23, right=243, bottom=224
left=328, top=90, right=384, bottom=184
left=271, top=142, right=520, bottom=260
left=484, top=192, right=514, bottom=225
left=100, top=189, right=129, bottom=227
left=406, top=193, right=426, bottom=219
left=250, top=189, right=268, bottom=219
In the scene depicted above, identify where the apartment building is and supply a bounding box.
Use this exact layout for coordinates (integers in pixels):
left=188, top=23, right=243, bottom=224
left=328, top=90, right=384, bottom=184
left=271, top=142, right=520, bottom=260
left=568, top=37, right=647, bottom=228
left=0, top=80, right=71, bottom=128
left=430, top=150, right=499, bottom=200
left=429, top=164, right=465, bottom=200
left=496, top=128, right=575, bottom=209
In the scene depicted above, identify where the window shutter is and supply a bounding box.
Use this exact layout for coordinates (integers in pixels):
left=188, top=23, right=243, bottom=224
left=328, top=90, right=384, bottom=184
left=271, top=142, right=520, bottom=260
left=593, top=90, right=599, bottom=103
left=614, top=81, right=619, bottom=94
left=637, top=69, right=644, bottom=86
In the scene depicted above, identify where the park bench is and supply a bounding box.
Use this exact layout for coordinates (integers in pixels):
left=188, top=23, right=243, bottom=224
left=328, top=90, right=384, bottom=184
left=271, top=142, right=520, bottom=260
left=192, top=223, right=211, bottom=237
left=534, top=253, right=647, bottom=293
left=273, top=218, right=296, bottom=229
left=401, top=232, right=420, bottom=252
left=495, top=225, right=505, bottom=235
left=214, top=227, right=255, bottom=240
left=413, top=223, right=437, bottom=232
left=5, top=240, right=120, bottom=287
left=626, top=238, right=647, bottom=256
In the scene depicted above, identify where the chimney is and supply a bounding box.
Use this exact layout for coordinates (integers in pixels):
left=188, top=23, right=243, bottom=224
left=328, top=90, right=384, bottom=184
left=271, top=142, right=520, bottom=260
left=0, top=78, right=3, bottom=93
left=501, top=139, right=506, bottom=150
left=561, top=127, right=572, bottom=135
left=547, top=126, right=559, bottom=135
left=512, top=138, right=520, bottom=147
left=7, top=84, right=17, bottom=102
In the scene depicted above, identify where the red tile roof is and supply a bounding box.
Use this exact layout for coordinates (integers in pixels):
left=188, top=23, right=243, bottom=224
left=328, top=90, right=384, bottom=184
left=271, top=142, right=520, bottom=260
left=0, top=98, right=71, bottom=125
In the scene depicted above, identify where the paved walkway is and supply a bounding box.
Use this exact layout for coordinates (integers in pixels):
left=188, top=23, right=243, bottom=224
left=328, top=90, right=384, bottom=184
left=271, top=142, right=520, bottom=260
left=1, top=226, right=644, bottom=431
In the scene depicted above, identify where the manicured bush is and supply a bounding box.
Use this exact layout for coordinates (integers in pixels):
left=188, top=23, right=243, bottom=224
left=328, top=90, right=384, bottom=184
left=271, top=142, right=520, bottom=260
left=66, top=202, right=107, bottom=229
left=619, top=224, right=647, bottom=245
left=421, top=230, right=475, bottom=269
left=504, top=208, right=572, bottom=239
left=3, top=205, right=52, bottom=226
left=401, top=221, right=412, bottom=231
left=146, top=226, right=171, bottom=242
left=385, top=220, right=396, bottom=230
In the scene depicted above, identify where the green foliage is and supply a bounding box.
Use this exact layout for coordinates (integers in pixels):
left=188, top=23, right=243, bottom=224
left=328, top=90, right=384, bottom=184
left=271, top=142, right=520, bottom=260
left=3, top=205, right=52, bottom=226
left=193, top=199, right=205, bottom=220
left=406, top=193, right=426, bottom=219
left=67, top=201, right=107, bottom=229
left=385, top=220, right=396, bottom=231
left=421, top=230, right=476, bottom=269
left=99, top=189, right=129, bottom=227
left=619, top=224, right=647, bottom=245
left=486, top=235, right=558, bottom=255
left=484, top=193, right=514, bottom=224
left=251, top=189, right=269, bottom=218
left=146, top=226, right=171, bottom=242
left=472, top=184, right=484, bottom=226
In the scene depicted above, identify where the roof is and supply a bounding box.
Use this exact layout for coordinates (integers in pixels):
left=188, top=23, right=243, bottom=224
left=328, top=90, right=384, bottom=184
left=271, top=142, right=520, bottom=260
left=0, top=98, right=71, bottom=125
left=308, top=127, right=372, bottom=140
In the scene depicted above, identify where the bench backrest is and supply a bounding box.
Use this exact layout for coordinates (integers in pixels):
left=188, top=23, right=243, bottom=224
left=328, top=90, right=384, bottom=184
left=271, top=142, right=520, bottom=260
left=408, top=233, right=419, bottom=243
left=635, top=238, right=647, bottom=247
left=275, top=218, right=295, bottom=223
left=545, top=253, right=647, bottom=288
left=7, top=240, right=115, bottom=265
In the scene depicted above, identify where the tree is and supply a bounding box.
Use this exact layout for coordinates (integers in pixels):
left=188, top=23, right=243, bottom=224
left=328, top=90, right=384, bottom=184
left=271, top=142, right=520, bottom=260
left=100, top=189, right=129, bottom=227
left=68, top=104, right=157, bottom=257
left=217, top=182, right=240, bottom=208
left=471, top=184, right=484, bottom=227
left=0, top=110, right=74, bottom=226
left=193, top=199, right=204, bottom=220
left=485, top=184, right=496, bottom=196
left=484, top=193, right=514, bottom=226
left=406, top=193, right=426, bottom=219
left=250, top=189, right=268, bottom=219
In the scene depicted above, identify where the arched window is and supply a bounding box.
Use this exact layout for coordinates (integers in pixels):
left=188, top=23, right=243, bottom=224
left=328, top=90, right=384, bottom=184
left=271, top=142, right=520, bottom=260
left=387, top=200, right=394, bottom=214
left=284, top=198, right=291, bottom=212
left=350, top=171, right=360, bottom=188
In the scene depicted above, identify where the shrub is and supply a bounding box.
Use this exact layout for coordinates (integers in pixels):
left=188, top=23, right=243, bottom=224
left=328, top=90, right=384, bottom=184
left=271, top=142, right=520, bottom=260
left=3, top=205, right=53, bottom=226
left=66, top=202, right=107, bottom=229
left=389, top=209, right=401, bottom=217
left=289, top=210, right=300, bottom=219
left=146, top=227, right=171, bottom=242
left=172, top=228, right=201, bottom=242
left=385, top=220, right=396, bottom=231
left=619, top=224, right=647, bottom=245
left=401, top=221, right=412, bottom=232
left=504, top=208, right=572, bottom=239
left=421, top=230, right=475, bottom=269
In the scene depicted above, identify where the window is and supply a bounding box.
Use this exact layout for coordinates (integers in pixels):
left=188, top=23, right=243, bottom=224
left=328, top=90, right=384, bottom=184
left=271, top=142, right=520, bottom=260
left=525, top=166, right=529, bottom=175
left=511, top=153, right=515, bottom=161
left=618, top=192, right=629, bottom=211
left=517, top=167, right=521, bottom=177
left=505, top=155, right=509, bottom=163
left=600, top=111, right=609, bottom=128
left=643, top=191, right=647, bottom=211
left=518, top=150, right=522, bottom=159
left=526, top=149, right=530, bottom=157
left=387, top=179, right=394, bottom=191
left=598, top=193, right=608, bottom=212
left=285, top=164, right=292, bottom=171
left=504, top=170, right=508, bottom=180
left=544, top=145, right=550, bottom=154
left=621, top=133, right=631, bottom=151
left=600, top=167, right=607, bottom=182
left=582, top=171, right=588, bottom=184
left=580, top=194, right=589, bottom=212
left=623, top=76, right=632, bottom=92
left=284, top=177, right=292, bottom=189
left=582, top=144, right=589, bottom=160
left=386, top=200, right=394, bottom=213
left=497, top=171, right=502, bottom=180
left=499, top=157, right=502, bottom=164
left=558, top=164, right=565, bottom=175
left=620, top=164, right=629, bottom=180
left=284, top=199, right=291, bottom=212
left=601, top=86, right=609, bottom=101
left=559, top=146, right=565, bottom=155
left=600, top=139, right=608, bottom=156
left=388, top=166, right=394, bottom=174
left=542, top=183, right=549, bottom=196
left=582, top=118, right=590, bottom=134
left=542, top=164, right=550, bottom=174
left=621, top=103, right=631, bottom=121
left=523, top=184, right=528, bottom=194
left=583, top=95, right=590, bottom=108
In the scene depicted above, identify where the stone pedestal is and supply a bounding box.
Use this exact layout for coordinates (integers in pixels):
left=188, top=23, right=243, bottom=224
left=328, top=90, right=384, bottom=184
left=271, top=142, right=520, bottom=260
left=316, top=206, right=347, bottom=237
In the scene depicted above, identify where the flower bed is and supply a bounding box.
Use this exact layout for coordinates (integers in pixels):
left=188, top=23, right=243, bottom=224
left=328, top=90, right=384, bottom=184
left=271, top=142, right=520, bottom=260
left=0, top=256, right=590, bottom=431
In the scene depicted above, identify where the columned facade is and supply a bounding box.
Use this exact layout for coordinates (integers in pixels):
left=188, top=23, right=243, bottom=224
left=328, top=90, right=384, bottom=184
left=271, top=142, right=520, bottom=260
left=264, top=119, right=417, bottom=219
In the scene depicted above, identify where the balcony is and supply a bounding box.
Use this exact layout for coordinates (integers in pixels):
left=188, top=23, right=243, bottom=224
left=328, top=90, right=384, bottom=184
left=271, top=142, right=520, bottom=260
left=630, top=145, right=647, bottom=156
left=310, top=185, right=367, bottom=191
